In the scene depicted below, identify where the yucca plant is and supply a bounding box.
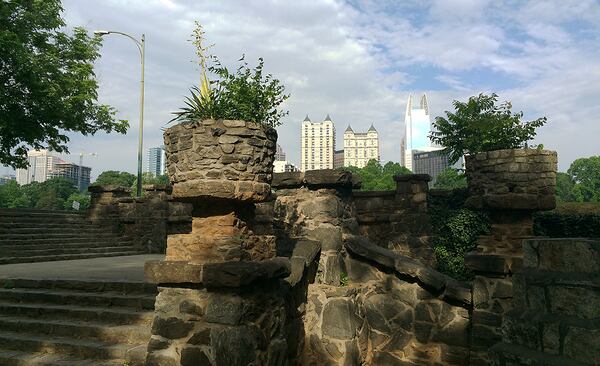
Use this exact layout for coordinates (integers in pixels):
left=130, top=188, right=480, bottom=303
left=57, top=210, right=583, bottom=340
left=171, top=22, right=289, bottom=128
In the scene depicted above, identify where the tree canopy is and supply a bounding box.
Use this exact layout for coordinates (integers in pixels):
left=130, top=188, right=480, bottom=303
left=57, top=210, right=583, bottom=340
left=95, top=171, right=137, bottom=187
left=0, top=0, right=128, bottom=168
left=344, top=160, right=411, bottom=191
left=0, top=177, right=82, bottom=210
left=567, top=156, right=600, bottom=202
left=430, top=93, right=547, bottom=164
left=433, top=168, right=467, bottom=190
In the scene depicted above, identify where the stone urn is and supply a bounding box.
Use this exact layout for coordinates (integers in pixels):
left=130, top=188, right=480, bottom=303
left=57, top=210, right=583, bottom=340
left=163, top=118, right=277, bottom=203
left=464, top=148, right=557, bottom=211
left=161, top=119, right=278, bottom=264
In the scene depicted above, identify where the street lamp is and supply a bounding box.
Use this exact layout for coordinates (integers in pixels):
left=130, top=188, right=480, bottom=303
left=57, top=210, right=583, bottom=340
left=78, top=152, right=97, bottom=192
left=94, top=30, right=145, bottom=197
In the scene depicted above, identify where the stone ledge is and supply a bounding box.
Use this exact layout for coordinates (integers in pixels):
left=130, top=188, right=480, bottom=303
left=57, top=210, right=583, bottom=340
left=171, top=179, right=271, bottom=203
left=88, top=184, right=131, bottom=194
left=145, top=258, right=291, bottom=287
left=489, top=342, right=584, bottom=366
left=344, top=235, right=471, bottom=306
left=286, top=239, right=321, bottom=286
left=393, top=174, right=431, bottom=182
left=464, top=252, right=523, bottom=274
left=272, top=170, right=361, bottom=189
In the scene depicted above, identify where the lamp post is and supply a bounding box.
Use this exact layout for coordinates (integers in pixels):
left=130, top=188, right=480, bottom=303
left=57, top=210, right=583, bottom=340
left=78, top=152, right=97, bottom=192
left=94, top=30, right=145, bottom=197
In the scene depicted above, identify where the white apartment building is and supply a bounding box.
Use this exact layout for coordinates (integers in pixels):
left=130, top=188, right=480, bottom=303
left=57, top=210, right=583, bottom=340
left=145, top=146, right=166, bottom=176
left=343, top=124, right=380, bottom=168
left=301, top=115, right=335, bottom=171
left=16, top=150, right=63, bottom=185
left=273, top=160, right=299, bottom=173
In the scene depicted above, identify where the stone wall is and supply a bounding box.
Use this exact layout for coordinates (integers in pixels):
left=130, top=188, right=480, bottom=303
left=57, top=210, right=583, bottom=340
left=489, top=238, right=600, bottom=365
left=353, top=174, right=435, bottom=266
left=164, top=119, right=277, bottom=202
left=269, top=170, right=472, bottom=365
left=88, top=184, right=191, bottom=253
left=465, top=149, right=557, bottom=211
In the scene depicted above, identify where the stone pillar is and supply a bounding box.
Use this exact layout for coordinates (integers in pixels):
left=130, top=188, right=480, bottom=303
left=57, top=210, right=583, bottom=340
left=464, top=148, right=557, bottom=365
left=87, top=184, right=132, bottom=225
left=144, top=119, right=295, bottom=366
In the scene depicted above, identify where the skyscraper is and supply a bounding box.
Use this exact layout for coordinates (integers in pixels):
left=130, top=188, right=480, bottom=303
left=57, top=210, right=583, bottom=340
left=275, top=144, right=286, bottom=161
left=401, top=93, right=431, bottom=171
left=343, top=124, right=380, bottom=168
left=16, top=150, right=63, bottom=185
left=146, top=146, right=166, bottom=177
left=301, top=114, right=335, bottom=171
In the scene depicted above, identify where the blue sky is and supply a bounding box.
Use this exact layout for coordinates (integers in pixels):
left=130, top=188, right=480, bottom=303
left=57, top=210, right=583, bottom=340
left=6, top=0, right=597, bottom=179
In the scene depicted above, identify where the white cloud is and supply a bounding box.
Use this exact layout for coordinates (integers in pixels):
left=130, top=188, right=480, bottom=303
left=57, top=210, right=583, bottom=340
left=49, top=0, right=600, bottom=180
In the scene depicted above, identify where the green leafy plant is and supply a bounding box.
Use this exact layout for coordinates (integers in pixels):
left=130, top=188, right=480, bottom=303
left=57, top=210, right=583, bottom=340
left=429, top=93, right=547, bottom=164
left=340, top=272, right=349, bottom=287
left=171, top=23, right=289, bottom=128
left=344, top=160, right=411, bottom=191
left=433, top=168, right=467, bottom=190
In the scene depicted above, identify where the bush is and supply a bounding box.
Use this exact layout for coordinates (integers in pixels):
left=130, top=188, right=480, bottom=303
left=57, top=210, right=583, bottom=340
left=64, top=193, right=91, bottom=211
left=429, top=189, right=489, bottom=280
left=534, top=202, right=600, bottom=238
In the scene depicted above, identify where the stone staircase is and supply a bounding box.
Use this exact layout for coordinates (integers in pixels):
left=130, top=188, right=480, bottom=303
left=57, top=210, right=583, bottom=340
left=489, top=238, right=600, bottom=366
left=0, top=278, right=156, bottom=365
left=0, top=209, right=143, bottom=264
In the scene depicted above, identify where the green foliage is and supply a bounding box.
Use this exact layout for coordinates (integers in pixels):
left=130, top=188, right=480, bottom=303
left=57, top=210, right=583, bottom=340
left=172, top=23, right=289, bottom=128
left=567, top=156, right=600, bottom=202
left=556, top=172, right=576, bottom=202
left=340, top=272, right=349, bottom=287
left=430, top=93, right=547, bottom=164
left=429, top=189, right=490, bottom=280
left=433, top=168, right=467, bottom=190
left=0, top=0, right=128, bottom=168
left=130, top=173, right=170, bottom=196
left=344, top=160, right=411, bottom=191
left=95, top=171, right=137, bottom=187
left=0, top=177, right=77, bottom=210
left=64, top=192, right=91, bottom=210
left=534, top=211, right=600, bottom=238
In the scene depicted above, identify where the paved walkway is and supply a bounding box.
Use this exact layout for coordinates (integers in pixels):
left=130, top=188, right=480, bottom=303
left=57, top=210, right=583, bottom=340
left=0, top=254, right=163, bottom=282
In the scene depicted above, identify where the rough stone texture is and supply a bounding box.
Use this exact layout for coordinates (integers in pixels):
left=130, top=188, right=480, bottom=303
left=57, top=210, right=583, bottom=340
left=164, top=119, right=277, bottom=203
left=465, top=148, right=557, bottom=211
left=490, top=238, right=600, bottom=366
left=353, top=174, right=435, bottom=266
left=87, top=184, right=192, bottom=253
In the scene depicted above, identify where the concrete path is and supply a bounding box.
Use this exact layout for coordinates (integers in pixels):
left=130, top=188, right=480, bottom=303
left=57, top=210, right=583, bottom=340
left=0, top=254, right=163, bottom=282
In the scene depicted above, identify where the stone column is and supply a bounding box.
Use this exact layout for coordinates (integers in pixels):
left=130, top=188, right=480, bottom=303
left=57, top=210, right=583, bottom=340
left=144, top=119, right=294, bottom=366
left=464, top=148, right=557, bottom=365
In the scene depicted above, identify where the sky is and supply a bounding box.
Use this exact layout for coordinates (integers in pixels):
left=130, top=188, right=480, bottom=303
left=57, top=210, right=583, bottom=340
left=8, top=0, right=599, bottom=179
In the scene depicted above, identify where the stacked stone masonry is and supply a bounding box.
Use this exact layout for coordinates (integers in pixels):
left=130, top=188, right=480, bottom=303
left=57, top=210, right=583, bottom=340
left=490, top=238, right=600, bottom=366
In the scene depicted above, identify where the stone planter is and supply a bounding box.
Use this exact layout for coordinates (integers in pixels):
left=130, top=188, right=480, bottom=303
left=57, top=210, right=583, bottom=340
left=163, top=119, right=277, bottom=202
left=465, top=148, right=557, bottom=211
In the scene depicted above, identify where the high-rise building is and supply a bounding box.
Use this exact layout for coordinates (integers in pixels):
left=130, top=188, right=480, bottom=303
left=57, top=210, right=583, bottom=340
left=275, top=144, right=286, bottom=161
left=273, top=160, right=299, bottom=173
left=146, top=146, right=166, bottom=176
left=16, top=150, right=63, bottom=185
left=401, top=93, right=431, bottom=171
left=301, top=114, right=335, bottom=171
left=343, top=124, right=380, bottom=168
left=413, top=147, right=464, bottom=185
left=49, top=162, right=92, bottom=191
left=334, top=150, right=345, bottom=169
left=0, top=175, right=15, bottom=185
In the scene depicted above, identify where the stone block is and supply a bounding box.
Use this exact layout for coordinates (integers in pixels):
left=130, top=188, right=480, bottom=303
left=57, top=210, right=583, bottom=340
left=151, top=316, right=193, bottom=339
left=145, top=260, right=203, bottom=284
left=322, top=298, right=360, bottom=339
left=205, top=294, right=243, bottom=325
left=202, top=257, right=291, bottom=288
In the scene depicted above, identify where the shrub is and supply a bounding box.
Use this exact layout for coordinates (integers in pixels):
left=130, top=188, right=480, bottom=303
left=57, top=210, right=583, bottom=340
left=429, top=189, right=489, bottom=280
left=534, top=202, right=600, bottom=238
left=171, top=23, right=289, bottom=128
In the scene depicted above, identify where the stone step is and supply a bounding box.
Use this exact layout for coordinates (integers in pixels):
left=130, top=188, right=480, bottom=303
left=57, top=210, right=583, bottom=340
left=1, top=245, right=140, bottom=257
left=0, top=288, right=155, bottom=310
left=0, top=250, right=146, bottom=265
left=489, top=342, right=587, bottom=366
left=0, top=209, right=86, bottom=218
left=0, top=222, right=98, bottom=229
left=0, top=227, right=111, bottom=234
left=0, top=301, right=155, bottom=326
left=0, top=278, right=156, bottom=295
left=523, top=238, right=600, bottom=273
left=0, top=349, right=128, bottom=366
left=0, top=330, right=141, bottom=362
left=0, top=316, right=150, bottom=345
left=0, top=237, right=128, bottom=246
left=0, top=232, right=122, bottom=240
left=0, top=240, right=133, bottom=251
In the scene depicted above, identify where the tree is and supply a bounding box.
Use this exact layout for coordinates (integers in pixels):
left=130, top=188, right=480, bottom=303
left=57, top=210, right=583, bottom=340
left=130, top=173, right=170, bottom=195
left=0, top=0, right=128, bottom=168
left=434, top=168, right=467, bottom=190
left=95, top=171, right=137, bottom=187
left=344, top=160, right=411, bottom=191
left=429, top=93, right=547, bottom=164
left=64, top=192, right=91, bottom=210
left=556, top=172, right=576, bottom=202
left=568, top=156, right=600, bottom=202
